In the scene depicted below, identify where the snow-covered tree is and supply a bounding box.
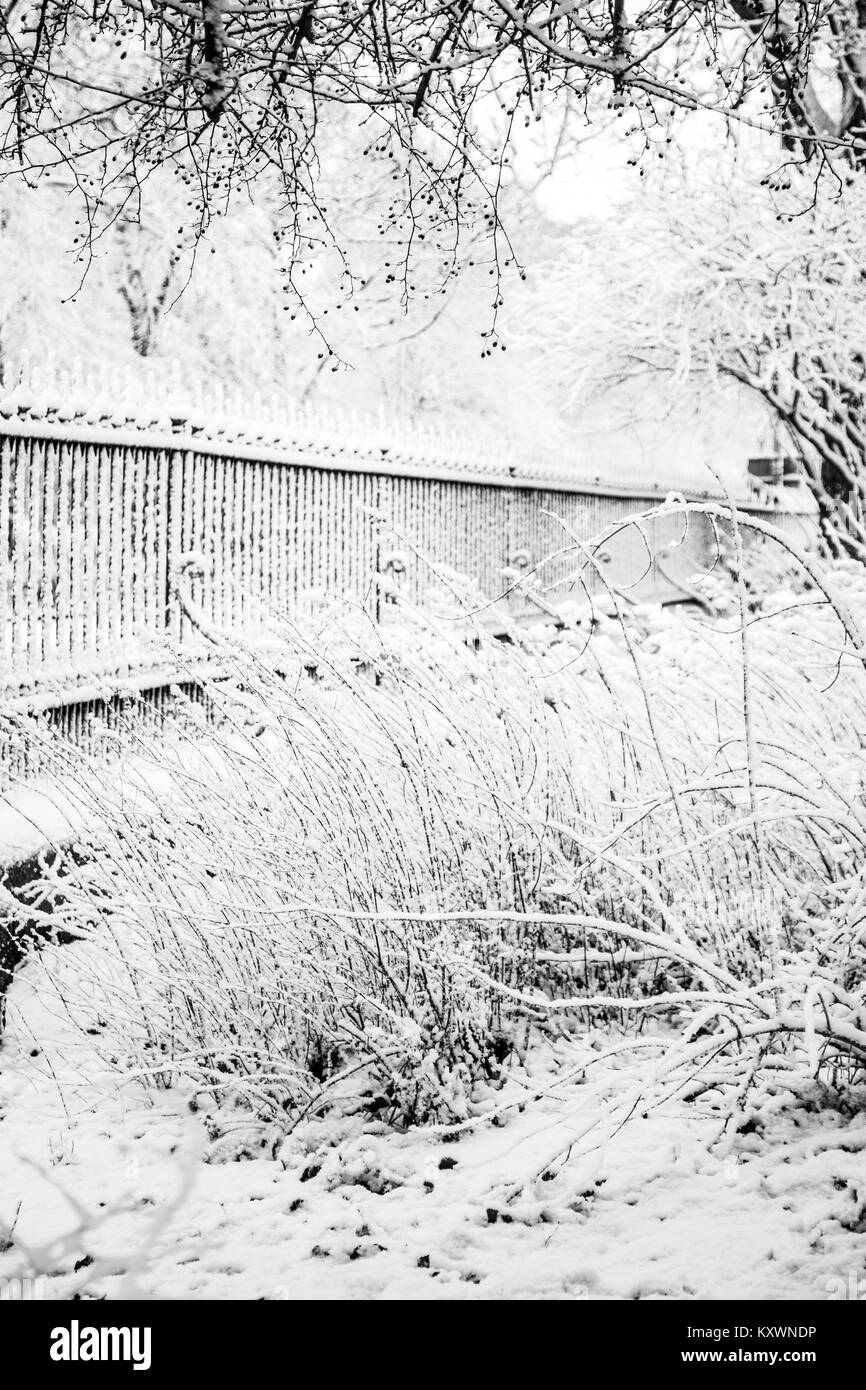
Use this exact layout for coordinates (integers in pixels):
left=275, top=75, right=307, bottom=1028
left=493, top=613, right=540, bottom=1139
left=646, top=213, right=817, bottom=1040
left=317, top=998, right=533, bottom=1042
left=7, top=5, right=866, bottom=482
left=519, top=163, right=866, bottom=556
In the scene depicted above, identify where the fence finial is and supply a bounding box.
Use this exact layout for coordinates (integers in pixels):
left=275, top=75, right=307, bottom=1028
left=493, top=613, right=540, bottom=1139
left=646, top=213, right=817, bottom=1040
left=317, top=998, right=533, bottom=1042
left=0, top=356, right=748, bottom=495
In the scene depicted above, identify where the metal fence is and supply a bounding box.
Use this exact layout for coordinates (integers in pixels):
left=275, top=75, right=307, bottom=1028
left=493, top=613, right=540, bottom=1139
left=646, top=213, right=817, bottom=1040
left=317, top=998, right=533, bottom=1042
left=0, top=395, right=816, bottom=712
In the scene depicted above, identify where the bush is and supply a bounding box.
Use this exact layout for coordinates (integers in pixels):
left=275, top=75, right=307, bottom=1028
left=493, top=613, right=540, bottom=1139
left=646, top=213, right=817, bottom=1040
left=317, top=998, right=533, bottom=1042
left=14, top=505, right=866, bottom=1167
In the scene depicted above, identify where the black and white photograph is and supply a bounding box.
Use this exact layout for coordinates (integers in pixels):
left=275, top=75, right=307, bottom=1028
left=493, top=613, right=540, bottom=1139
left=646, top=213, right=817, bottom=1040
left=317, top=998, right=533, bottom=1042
left=0, top=0, right=864, bottom=1336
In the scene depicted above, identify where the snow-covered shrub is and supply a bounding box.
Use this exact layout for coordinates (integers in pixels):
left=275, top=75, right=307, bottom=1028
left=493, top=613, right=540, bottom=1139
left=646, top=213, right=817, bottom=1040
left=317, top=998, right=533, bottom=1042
left=418, top=506, right=866, bottom=1178
left=13, top=504, right=866, bottom=1168
left=23, top=602, right=575, bottom=1135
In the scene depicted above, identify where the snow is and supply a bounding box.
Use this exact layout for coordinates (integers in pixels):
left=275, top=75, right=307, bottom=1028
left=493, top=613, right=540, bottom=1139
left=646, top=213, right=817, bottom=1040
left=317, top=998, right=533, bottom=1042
left=0, top=0, right=861, bottom=1310
left=0, top=782, right=83, bottom=868
left=0, top=752, right=191, bottom=869
left=2, top=946, right=865, bottom=1301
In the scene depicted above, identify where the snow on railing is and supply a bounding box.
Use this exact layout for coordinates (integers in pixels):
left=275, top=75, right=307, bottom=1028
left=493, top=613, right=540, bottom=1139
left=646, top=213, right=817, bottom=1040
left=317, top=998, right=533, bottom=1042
left=0, top=355, right=812, bottom=716
left=0, top=355, right=732, bottom=498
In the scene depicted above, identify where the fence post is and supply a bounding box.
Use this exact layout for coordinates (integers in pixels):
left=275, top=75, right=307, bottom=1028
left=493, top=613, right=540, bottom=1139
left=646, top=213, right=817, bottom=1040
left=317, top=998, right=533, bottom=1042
left=165, top=445, right=186, bottom=646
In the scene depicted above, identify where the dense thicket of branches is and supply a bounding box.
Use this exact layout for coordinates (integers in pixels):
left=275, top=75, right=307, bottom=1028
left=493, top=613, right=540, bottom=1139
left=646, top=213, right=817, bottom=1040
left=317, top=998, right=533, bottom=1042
left=2, top=2, right=866, bottom=253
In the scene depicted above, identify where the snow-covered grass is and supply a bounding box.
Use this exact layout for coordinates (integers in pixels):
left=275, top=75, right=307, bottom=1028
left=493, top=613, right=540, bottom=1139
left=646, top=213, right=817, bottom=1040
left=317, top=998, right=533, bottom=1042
left=3, top=510, right=866, bottom=1296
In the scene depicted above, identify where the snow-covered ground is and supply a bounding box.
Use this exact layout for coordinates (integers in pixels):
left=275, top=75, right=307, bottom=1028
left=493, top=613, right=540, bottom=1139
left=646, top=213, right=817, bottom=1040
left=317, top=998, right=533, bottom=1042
left=2, top=947, right=865, bottom=1302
